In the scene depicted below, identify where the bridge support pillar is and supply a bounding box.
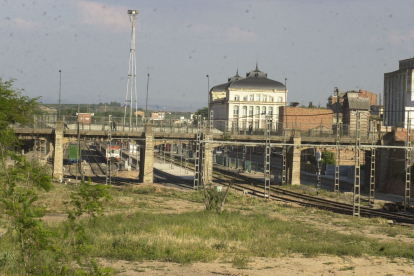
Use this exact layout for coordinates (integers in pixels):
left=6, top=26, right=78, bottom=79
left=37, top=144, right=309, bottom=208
left=288, top=137, right=301, bottom=185
left=53, top=121, right=64, bottom=180
left=139, top=124, right=154, bottom=184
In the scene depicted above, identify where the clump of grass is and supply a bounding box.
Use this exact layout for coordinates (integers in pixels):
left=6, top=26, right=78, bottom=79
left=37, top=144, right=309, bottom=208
left=232, top=255, right=250, bottom=269
left=339, top=266, right=355, bottom=271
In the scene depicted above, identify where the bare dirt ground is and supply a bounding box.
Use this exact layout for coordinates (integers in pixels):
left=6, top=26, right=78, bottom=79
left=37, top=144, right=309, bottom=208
left=100, top=255, right=414, bottom=275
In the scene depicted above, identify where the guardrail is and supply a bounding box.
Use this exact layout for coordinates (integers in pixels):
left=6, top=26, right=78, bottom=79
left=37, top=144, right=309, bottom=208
left=12, top=115, right=384, bottom=141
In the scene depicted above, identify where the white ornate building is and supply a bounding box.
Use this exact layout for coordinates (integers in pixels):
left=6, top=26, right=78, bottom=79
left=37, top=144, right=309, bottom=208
left=209, top=66, right=287, bottom=130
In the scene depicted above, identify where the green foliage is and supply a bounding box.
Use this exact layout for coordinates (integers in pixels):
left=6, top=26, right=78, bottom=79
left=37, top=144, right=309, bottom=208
left=321, top=151, right=335, bottom=165
left=194, top=107, right=208, bottom=118
left=0, top=78, right=113, bottom=275
left=0, top=155, right=54, bottom=275
left=59, top=180, right=112, bottom=273
left=221, top=133, right=231, bottom=141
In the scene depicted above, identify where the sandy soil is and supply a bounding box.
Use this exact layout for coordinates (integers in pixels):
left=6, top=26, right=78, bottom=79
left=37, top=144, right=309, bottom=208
left=100, top=255, right=414, bottom=275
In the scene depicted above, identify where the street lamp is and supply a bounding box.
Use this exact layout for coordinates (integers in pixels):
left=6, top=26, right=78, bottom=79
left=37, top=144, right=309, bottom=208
left=58, top=70, right=62, bottom=119
left=284, top=78, right=287, bottom=106
left=206, top=74, right=210, bottom=119
left=146, top=73, right=150, bottom=122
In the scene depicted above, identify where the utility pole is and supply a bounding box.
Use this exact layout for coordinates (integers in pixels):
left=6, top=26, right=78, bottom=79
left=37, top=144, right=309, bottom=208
left=284, top=78, right=287, bottom=106
left=58, top=70, right=62, bottom=119
left=146, top=73, right=150, bottom=122
left=76, top=104, right=80, bottom=184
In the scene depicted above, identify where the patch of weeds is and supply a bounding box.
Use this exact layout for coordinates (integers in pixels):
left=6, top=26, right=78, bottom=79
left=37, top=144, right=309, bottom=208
left=323, top=262, right=334, bottom=265
left=232, top=255, right=250, bottom=269
left=133, top=269, right=145, bottom=272
left=405, top=232, right=414, bottom=239
left=138, top=201, right=149, bottom=208
left=212, top=241, right=228, bottom=251
left=339, top=266, right=355, bottom=271
left=133, top=186, right=157, bottom=195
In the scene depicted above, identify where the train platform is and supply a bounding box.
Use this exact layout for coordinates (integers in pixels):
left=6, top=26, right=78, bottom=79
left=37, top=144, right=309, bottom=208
left=154, top=158, right=193, bottom=181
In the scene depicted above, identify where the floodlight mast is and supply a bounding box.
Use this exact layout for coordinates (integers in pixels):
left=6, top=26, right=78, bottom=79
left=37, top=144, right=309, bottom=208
left=124, top=10, right=139, bottom=131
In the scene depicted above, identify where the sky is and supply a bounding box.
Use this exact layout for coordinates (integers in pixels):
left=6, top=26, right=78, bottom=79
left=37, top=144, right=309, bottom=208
left=1, top=0, right=414, bottom=112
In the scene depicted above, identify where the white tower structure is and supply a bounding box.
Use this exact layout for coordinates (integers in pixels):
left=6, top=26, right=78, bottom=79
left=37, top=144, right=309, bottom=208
left=124, top=10, right=139, bottom=130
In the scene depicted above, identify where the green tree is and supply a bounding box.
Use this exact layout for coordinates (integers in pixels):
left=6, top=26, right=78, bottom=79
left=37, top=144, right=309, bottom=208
left=0, top=78, right=54, bottom=274
left=321, top=151, right=335, bottom=165
left=195, top=107, right=208, bottom=118
left=0, top=78, right=114, bottom=275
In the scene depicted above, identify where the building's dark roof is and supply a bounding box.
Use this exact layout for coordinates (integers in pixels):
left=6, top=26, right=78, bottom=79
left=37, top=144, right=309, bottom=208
left=229, top=66, right=286, bottom=90
left=347, top=98, right=370, bottom=110
left=211, top=67, right=285, bottom=92
left=228, top=70, right=244, bottom=82
left=211, top=82, right=230, bottom=92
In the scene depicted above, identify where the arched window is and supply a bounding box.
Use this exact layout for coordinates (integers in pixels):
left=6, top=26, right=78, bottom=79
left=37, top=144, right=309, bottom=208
left=248, top=106, right=253, bottom=116
left=233, top=105, right=239, bottom=115
left=255, top=106, right=260, bottom=115
left=262, top=106, right=266, bottom=115
left=269, top=107, right=273, bottom=115
left=242, top=106, right=247, bottom=115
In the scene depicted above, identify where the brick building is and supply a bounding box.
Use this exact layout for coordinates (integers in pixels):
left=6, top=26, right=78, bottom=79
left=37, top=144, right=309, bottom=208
left=358, top=89, right=377, bottom=107
left=278, top=106, right=333, bottom=134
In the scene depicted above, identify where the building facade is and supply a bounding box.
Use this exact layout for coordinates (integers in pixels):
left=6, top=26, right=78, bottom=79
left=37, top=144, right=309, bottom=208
left=278, top=106, right=333, bottom=135
left=384, top=57, right=414, bottom=127
left=209, top=66, right=287, bottom=130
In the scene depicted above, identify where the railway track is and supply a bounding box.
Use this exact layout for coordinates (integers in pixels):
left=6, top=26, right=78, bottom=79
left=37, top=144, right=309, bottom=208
left=161, top=152, right=414, bottom=224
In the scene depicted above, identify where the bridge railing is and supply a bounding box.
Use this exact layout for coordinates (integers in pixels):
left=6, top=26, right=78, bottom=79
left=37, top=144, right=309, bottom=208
left=12, top=115, right=380, bottom=142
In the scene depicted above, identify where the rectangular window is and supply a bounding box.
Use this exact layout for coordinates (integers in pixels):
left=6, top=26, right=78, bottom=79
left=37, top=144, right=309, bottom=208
left=248, top=106, right=253, bottom=116
left=255, top=94, right=260, bottom=101
left=249, top=95, right=254, bottom=101
left=233, top=106, right=239, bottom=115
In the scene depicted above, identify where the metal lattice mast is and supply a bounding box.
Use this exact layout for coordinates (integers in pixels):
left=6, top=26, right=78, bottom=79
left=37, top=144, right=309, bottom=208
left=201, top=128, right=206, bottom=187
left=405, top=113, right=412, bottom=211
left=184, top=143, right=188, bottom=174
left=264, top=115, right=271, bottom=197
left=124, top=10, right=138, bottom=130
left=282, top=136, right=287, bottom=186
left=193, top=116, right=201, bottom=190
left=353, top=111, right=361, bottom=217
left=243, top=145, right=246, bottom=170
left=335, top=123, right=340, bottom=196
left=170, top=143, right=174, bottom=169
left=369, top=121, right=376, bottom=206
